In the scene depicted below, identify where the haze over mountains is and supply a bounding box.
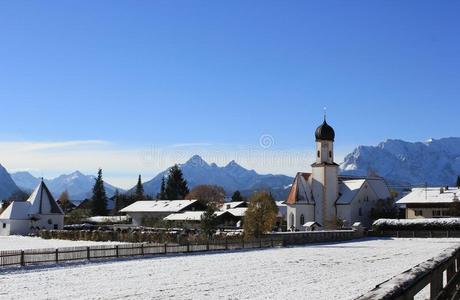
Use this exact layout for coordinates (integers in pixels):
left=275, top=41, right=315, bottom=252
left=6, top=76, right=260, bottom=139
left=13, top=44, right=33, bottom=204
left=340, top=137, right=460, bottom=187
left=10, top=171, right=120, bottom=200
left=1, top=137, right=459, bottom=201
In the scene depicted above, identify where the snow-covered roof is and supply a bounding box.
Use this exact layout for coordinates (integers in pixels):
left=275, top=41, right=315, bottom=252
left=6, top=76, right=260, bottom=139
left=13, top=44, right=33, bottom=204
left=225, top=207, right=247, bottom=217
left=336, top=178, right=391, bottom=205
left=0, top=181, right=63, bottom=220
left=219, top=201, right=247, bottom=211
left=396, top=187, right=460, bottom=204
left=119, top=200, right=198, bottom=213
left=303, top=221, right=321, bottom=227
left=85, top=216, right=130, bottom=223
left=336, top=179, right=366, bottom=204
left=164, top=211, right=228, bottom=221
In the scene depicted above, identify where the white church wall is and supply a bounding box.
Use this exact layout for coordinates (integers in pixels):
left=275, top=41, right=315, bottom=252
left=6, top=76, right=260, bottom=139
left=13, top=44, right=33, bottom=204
left=0, top=219, right=30, bottom=236
left=33, top=214, right=64, bottom=231
left=287, top=204, right=314, bottom=231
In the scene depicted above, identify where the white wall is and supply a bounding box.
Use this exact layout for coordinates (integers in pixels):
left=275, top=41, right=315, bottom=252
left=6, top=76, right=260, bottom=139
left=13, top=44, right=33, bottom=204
left=287, top=204, right=315, bottom=231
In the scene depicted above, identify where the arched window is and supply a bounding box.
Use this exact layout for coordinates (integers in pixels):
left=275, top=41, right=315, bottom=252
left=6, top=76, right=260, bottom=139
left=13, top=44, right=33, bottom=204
left=317, top=151, right=320, bottom=158
left=300, top=214, right=305, bottom=225
left=289, top=213, right=295, bottom=229
left=329, top=151, right=332, bottom=158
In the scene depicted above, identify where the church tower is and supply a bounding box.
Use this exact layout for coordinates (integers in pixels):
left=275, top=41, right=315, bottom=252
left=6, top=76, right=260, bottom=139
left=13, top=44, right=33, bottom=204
left=311, top=117, right=339, bottom=228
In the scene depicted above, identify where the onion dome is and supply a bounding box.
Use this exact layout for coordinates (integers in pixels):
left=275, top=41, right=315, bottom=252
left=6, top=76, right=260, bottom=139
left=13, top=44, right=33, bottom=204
left=315, top=120, right=335, bottom=141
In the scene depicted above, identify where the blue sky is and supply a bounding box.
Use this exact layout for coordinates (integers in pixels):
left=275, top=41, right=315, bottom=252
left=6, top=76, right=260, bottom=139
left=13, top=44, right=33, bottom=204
left=0, top=1, right=459, bottom=188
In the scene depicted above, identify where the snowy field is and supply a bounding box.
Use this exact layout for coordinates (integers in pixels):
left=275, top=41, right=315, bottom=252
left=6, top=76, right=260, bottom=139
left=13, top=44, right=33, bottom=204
left=1, top=238, right=459, bottom=300
left=0, top=236, right=121, bottom=251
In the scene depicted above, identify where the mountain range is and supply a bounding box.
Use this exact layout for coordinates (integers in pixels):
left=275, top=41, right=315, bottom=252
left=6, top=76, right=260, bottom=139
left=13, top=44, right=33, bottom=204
left=10, top=171, right=121, bottom=200
left=340, top=137, right=460, bottom=187
left=1, top=137, right=459, bottom=201
left=138, top=155, right=293, bottom=200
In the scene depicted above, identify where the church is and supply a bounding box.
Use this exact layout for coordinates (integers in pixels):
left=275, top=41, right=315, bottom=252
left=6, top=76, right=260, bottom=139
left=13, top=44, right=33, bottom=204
left=286, top=118, right=391, bottom=230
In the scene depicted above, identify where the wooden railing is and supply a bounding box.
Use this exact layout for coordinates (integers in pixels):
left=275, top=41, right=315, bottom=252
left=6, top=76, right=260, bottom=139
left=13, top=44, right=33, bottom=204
left=356, top=245, right=460, bottom=300
left=0, top=238, right=282, bottom=268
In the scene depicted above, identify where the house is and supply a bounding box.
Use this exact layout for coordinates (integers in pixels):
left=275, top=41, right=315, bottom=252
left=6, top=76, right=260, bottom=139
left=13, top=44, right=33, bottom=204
left=396, top=187, right=460, bottom=219
left=286, top=118, right=392, bottom=230
left=119, top=200, right=205, bottom=226
left=163, top=211, right=239, bottom=229
left=0, top=180, right=64, bottom=236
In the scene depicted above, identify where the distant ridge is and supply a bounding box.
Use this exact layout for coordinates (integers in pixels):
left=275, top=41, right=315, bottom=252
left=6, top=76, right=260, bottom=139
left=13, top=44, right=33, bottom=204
left=0, top=164, right=21, bottom=200
left=340, top=137, right=460, bottom=187
left=137, top=155, right=293, bottom=200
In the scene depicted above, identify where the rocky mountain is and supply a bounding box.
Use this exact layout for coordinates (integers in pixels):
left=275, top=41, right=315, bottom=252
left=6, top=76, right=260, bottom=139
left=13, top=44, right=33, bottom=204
left=139, top=155, right=293, bottom=200
left=340, top=137, right=460, bottom=187
left=11, top=171, right=122, bottom=200
left=0, top=164, right=21, bottom=200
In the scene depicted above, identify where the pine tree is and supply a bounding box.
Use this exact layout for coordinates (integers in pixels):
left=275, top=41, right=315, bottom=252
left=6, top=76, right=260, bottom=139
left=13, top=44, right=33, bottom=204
left=135, top=175, right=145, bottom=201
left=200, top=206, right=217, bottom=238
left=113, top=189, right=123, bottom=214
left=157, top=177, right=166, bottom=199
left=457, top=176, right=460, bottom=189
left=91, top=169, right=108, bottom=216
left=231, top=190, right=244, bottom=202
left=165, top=165, right=189, bottom=200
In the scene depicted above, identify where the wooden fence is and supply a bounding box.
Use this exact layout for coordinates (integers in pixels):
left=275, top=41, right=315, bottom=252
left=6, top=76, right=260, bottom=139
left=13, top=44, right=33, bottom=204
left=356, top=245, right=460, bottom=300
left=0, top=237, right=283, bottom=268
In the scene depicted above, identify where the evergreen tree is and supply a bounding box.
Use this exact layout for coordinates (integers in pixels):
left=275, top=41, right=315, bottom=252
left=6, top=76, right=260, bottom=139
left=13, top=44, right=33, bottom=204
left=200, top=206, right=218, bottom=238
left=135, top=175, right=145, bottom=201
left=231, top=190, right=244, bottom=202
left=157, top=177, right=166, bottom=199
left=457, top=176, right=460, bottom=189
left=91, top=169, right=108, bottom=216
left=165, top=165, right=189, bottom=200
left=113, top=189, right=123, bottom=214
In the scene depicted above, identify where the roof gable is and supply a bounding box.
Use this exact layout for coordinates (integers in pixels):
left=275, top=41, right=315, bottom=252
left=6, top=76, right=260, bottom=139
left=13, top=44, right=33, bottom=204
left=286, top=173, right=314, bottom=205
left=28, top=181, right=64, bottom=215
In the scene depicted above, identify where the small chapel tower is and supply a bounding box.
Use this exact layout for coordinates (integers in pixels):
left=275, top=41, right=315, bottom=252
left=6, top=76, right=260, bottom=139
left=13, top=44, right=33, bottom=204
left=311, top=117, right=339, bottom=228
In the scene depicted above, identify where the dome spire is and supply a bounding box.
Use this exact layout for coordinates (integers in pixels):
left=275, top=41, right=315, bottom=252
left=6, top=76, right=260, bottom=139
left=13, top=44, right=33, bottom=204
left=323, top=106, right=327, bottom=121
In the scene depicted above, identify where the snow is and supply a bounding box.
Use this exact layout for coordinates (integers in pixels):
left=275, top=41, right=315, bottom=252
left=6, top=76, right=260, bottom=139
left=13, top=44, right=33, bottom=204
left=373, top=217, right=460, bottom=228
left=120, top=200, right=198, bottom=213
left=396, top=187, right=460, bottom=204
left=0, top=236, right=121, bottom=251
left=1, top=238, right=459, bottom=299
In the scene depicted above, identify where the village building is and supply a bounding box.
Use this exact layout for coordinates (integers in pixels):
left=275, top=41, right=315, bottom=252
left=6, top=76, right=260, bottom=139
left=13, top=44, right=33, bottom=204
left=396, top=187, right=460, bottom=219
left=164, top=210, right=239, bottom=229
left=119, top=200, right=205, bottom=226
left=286, top=118, right=392, bottom=230
left=0, top=180, right=64, bottom=236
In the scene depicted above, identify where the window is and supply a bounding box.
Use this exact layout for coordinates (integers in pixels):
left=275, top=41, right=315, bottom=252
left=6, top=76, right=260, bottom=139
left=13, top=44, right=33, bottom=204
left=432, top=210, right=441, bottom=217
left=47, top=219, right=52, bottom=225
left=289, top=213, right=294, bottom=229
left=358, top=208, right=362, bottom=216
left=317, top=151, right=320, bottom=158
left=300, top=214, right=305, bottom=225
left=54, top=224, right=58, bottom=230
left=414, top=210, right=423, bottom=216
left=329, top=151, right=332, bottom=158
left=442, top=210, right=450, bottom=216
left=2, top=223, right=5, bottom=229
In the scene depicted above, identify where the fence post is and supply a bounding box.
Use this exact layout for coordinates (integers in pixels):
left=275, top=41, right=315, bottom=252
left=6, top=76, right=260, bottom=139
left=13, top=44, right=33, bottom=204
left=225, top=238, right=228, bottom=250
left=20, top=251, right=25, bottom=266
left=396, top=231, right=400, bottom=238
left=430, top=268, right=443, bottom=298
left=55, top=249, right=59, bottom=263
left=141, top=244, right=144, bottom=256
left=87, top=246, right=90, bottom=261
left=187, top=243, right=190, bottom=253
left=412, top=231, right=415, bottom=238
left=242, top=237, right=244, bottom=249
left=259, top=238, right=262, bottom=248
left=164, top=243, right=167, bottom=254
left=206, top=241, right=209, bottom=251
left=116, top=245, right=119, bottom=258
left=271, top=238, right=274, bottom=248
left=447, top=230, right=450, bottom=238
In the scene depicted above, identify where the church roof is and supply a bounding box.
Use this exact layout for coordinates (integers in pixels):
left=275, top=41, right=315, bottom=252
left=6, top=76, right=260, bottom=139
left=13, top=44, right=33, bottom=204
left=336, top=179, right=366, bottom=204
left=0, top=181, right=64, bottom=220
left=315, top=120, right=335, bottom=141
left=285, top=173, right=314, bottom=205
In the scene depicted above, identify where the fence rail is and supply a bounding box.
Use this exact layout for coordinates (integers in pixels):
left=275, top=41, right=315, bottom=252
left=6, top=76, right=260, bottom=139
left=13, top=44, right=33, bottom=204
left=0, top=238, right=283, bottom=268
left=356, top=245, right=460, bottom=300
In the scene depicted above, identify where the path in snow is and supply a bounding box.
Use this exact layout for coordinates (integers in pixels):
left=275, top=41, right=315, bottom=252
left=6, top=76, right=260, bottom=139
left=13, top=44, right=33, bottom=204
left=0, top=236, right=121, bottom=251
left=1, top=238, right=459, bottom=300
